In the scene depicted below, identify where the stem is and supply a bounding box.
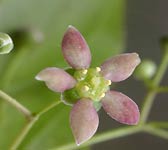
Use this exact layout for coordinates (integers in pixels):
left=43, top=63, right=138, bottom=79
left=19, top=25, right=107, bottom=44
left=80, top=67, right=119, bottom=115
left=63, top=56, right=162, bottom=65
left=37, top=101, right=62, bottom=116
left=155, top=86, right=168, bottom=93
left=140, top=48, right=168, bottom=124
left=52, top=126, right=142, bottom=150
left=143, top=125, right=168, bottom=140
left=148, top=122, right=168, bottom=129
left=0, top=90, right=32, bottom=120
left=10, top=100, right=62, bottom=150
left=10, top=117, right=37, bottom=150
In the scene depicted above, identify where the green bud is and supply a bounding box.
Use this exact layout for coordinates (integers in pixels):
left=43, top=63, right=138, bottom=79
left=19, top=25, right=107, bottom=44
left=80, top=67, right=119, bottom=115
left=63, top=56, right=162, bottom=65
left=0, top=32, right=14, bottom=54
left=61, top=88, right=80, bottom=105
left=134, top=59, right=157, bottom=80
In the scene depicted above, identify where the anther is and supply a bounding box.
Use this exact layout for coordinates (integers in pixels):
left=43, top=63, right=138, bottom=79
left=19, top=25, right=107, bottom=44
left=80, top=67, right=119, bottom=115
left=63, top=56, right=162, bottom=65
left=106, top=80, right=111, bottom=85
left=83, top=85, right=89, bottom=91
left=96, top=67, right=101, bottom=72
left=100, top=93, right=105, bottom=98
left=82, top=69, right=88, bottom=74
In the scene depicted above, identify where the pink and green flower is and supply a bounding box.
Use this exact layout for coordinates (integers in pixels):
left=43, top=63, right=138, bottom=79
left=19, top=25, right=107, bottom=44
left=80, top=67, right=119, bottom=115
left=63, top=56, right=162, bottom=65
left=36, top=26, right=141, bottom=145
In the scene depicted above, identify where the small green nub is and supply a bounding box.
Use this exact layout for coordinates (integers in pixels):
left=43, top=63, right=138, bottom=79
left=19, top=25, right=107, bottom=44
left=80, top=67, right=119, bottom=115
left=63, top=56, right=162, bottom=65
left=0, top=32, right=14, bottom=54
left=61, top=88, right=80, bottom=106
left=134, top=59, right=157, bottom=80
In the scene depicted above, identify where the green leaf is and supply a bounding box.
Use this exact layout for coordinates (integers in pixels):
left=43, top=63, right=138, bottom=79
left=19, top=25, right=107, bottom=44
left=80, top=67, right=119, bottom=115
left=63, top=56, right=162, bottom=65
left=0, top=0, right=125, bottom=149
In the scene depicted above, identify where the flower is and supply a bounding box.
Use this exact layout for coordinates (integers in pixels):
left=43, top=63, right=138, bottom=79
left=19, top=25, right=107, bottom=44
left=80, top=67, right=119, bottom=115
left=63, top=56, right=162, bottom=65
left=35, top=25, right=141, bottom=145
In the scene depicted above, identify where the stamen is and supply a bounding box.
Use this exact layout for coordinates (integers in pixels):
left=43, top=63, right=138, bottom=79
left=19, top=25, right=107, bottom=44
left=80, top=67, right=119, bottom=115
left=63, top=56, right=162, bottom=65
left=73, top=67, right=110, bottom=102
left=83, top=85, right=89, bottom=91
left=96, top=67, right=101, bottom=72
left=100, top=93, right=105, bottom=98
left=82, top=69, right=88, bottom=74
left=106, top=80, right=111, bottom=85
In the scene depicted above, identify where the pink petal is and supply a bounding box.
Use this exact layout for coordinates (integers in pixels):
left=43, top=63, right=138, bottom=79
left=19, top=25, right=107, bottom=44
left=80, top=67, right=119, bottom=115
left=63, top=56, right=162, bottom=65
left=101, top=91, right=139, bottom=125
left=70, top=99, right=99, bottom=145
left=100, top=53, right=141, bottom=82
left=35, top=67, right=76, bottom=92
left=62, top=25, right=91, bottom=69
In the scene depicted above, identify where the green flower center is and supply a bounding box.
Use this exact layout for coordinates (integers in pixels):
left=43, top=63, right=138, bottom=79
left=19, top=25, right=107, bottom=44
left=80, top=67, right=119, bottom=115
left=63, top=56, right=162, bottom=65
left=61, top=67, right=111, bottom=106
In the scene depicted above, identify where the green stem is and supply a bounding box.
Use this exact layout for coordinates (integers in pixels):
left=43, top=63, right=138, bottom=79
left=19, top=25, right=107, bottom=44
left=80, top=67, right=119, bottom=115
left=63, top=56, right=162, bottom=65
left=10, top=117, right=37, bottom=150
left=148, top=122, right=168, bottom=129
left=155, top=86, right=168, bottom=93
left=0, top=90, right=32, bottom=120
left=52, top=126, right=142, bottom=150
left=37, top=101, right=62, bottom=116
left=140, top=48, right=168, bottom=124
left=143, top=125, right=168, bottom=140
left=10, top=100, right=62, bottom=150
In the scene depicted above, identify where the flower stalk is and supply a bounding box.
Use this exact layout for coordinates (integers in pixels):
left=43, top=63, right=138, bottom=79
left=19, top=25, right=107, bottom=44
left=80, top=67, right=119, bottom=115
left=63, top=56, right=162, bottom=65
left=53, top=126, right=142, bottom=150
left=9, top=100, right=62, bottom=150
left=140, top=46, right=168, bottom=124
left=0, top=90, right=32, bottom=121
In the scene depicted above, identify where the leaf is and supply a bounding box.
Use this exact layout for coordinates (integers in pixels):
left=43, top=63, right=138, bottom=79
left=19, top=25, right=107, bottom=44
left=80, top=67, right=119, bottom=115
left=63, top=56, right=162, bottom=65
left=0, top=0, right=125, bottom=149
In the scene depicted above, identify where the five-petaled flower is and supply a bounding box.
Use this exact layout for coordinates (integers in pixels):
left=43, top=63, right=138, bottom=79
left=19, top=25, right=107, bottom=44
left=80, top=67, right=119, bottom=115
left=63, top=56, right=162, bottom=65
left=35, top=25, right=141, bottom=145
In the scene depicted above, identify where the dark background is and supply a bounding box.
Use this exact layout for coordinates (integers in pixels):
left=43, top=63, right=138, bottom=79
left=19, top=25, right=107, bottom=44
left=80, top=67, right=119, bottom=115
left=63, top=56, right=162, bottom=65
left=93, top=0, right=168, bottom=150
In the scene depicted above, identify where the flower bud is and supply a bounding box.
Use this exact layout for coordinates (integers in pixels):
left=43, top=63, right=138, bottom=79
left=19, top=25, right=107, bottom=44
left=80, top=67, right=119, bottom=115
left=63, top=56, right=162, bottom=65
left=134, top=59, right=157, bottom=80
left=0, top=32, right=14, bottom=54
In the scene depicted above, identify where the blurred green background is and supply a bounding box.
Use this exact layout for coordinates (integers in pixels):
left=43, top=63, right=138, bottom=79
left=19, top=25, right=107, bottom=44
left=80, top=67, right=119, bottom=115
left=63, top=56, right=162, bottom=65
left=0, top=0, right=124, bottom=149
